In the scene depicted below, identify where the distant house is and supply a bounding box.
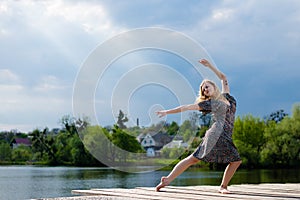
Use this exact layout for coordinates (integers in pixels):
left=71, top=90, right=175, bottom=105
left=163, top=140, right=189, bottom=149
left=11, top=138, right=31, bottom=149
left=138, top=132, right=173, bottom=157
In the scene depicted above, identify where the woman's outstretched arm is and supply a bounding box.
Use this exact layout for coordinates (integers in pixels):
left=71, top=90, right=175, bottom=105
left=156, top=104, right=199, bottom=118
left=199, top=59, right=230, bottom=93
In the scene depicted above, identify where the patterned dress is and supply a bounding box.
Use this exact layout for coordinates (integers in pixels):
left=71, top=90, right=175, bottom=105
left=193, top=93, right=241, bottom=163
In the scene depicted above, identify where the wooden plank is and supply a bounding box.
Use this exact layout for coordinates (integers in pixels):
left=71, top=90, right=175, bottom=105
left=141, top=186, right=280, bottom=200
left=103, top=188, right=183, bottom=200
left=138, top=186, right=240, bottom=200
left=231, top=184, right=300, bottom=194
left=228, top=184, right=300, bottom=198
left=78, top=187, right=230, bottom=200
left=169, top=185, right=300, bottom=200
left=73, top=189, right=175, bottom=200
left=38, top=196, right=134, bottom=200
left=91, top=188, right=178, bottom=200
left=84, top=188, right=205, bottom=200
left=37, top=184, right=300, bottom=200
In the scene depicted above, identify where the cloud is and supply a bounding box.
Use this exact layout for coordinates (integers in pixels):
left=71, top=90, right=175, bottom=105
left=0, top=72, right=71, bottom=132
left=33, top=75, right=69, bottom=93
left=44, top=1, right=114, bottom=34
left=190, top=0, right=300, bottom=65
left=0, top=0, right=119, bottom=35
left=0, top=69, right=20, bottom=84
left=0, top=0, right=126, bottom=132
left=0, top=0, right=124, bottom=70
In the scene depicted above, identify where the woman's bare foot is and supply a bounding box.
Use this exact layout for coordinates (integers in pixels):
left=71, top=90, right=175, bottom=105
left=155, top=177, right=170, bottom=192
left=218, top=186, right=231, bottom=194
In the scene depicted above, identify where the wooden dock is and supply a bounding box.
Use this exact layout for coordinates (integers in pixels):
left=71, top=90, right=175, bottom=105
left=38, top=183, right=300, bottom=200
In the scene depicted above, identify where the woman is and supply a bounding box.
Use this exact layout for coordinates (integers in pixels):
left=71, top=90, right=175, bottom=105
left=155, top=59, right=242, bottom=194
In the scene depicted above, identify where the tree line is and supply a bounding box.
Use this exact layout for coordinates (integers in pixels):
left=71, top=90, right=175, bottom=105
left=0, top=105, right=299, bottom=169
left=233, top=105, right=300, bottom=168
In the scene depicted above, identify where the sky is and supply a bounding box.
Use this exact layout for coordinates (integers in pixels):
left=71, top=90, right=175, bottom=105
left=0, top=0, right=300, bottom=132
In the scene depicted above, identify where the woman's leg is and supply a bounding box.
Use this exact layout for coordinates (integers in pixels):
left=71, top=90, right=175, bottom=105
left=156, top=154, right=199, bottom=191
left=219, top=160, right=242, bottom=193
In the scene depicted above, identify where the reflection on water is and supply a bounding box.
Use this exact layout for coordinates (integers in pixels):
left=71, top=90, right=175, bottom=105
left=0, top=166, right=299, bottom=200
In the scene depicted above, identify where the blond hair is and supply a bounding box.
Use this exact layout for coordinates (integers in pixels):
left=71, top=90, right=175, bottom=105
left=195, top=79, right=226, bottom=103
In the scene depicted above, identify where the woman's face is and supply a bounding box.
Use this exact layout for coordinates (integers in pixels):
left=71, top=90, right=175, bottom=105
left=202, top=82, right=215, bottom=97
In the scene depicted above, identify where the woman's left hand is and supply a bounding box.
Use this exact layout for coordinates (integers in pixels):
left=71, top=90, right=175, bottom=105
left=199, top=59, right=211, bottom=67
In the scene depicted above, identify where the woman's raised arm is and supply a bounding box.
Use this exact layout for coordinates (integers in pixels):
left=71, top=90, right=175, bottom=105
left=199, top=59, right=230, bottom=93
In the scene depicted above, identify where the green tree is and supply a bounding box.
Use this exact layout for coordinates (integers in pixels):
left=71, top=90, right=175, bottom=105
left=261, top=104, right=300, bottom=167
left=30, top=129, right=45, bottom=159
left=161, top=147, right=185, bottom=159
left=0, top=131, right=15, bottom=144
left=169, top=147, right=185, bottom=159
left=11, top=145, right=32, bottom=162
left=111, top=125, right=143, bottom=162
left=233, top=115, right=266, bottom=168
left=68, top=133, right=101, bottom=166
left=60, top=115, right=89, bottom=135
left=0, top=142, right=12, bottom=161
left=82, top=125, right=114, bottom=164
left=117, top=110, right=128, bottom=129
left=30, top=128, right=57, bottom=164
left=165, top=121, right=179, bottom=136
left=265, top=109, right=288, bottom=123
left=55, top=115, right=91, bottom=165
left=55, top=132, right=72, bottom=164
left=178, top=120, right=193, bottom=142
left=142, top=121, right=165, bottom=133
left=126, top=126, right=142, bottom=137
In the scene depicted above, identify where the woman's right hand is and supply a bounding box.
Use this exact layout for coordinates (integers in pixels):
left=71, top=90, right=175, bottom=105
left=156, top=110, right=167, bottom=118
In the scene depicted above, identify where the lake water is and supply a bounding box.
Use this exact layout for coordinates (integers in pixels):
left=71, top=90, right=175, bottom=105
left=0, top=166, right=299, bottom=200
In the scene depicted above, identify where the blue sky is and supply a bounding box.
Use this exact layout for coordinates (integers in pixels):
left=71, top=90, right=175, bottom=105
left=1, top=0, right=300, bottom=132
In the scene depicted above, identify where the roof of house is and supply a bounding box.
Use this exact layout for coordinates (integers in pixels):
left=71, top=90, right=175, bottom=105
left=151, top=132, right=173, bottom=147
left=139, top=132, right=173, bottom=148
left=12, top=138, right=31, bottom=145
